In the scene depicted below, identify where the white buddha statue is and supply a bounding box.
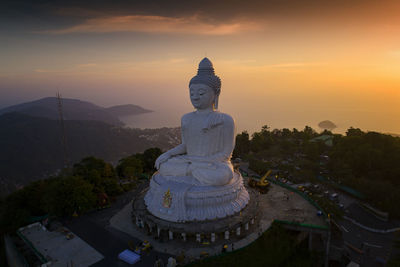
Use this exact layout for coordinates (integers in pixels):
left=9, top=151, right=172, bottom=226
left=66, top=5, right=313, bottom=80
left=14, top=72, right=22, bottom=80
left=145, top=58, right=249, bottom=222
left=155, top=58, right=234, bottom=186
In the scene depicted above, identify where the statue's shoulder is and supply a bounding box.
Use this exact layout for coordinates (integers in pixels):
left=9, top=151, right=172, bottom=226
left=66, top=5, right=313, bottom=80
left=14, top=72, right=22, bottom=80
left=215, top=112, right=234, bottom=126
left=181, top=112, right=195, bottom=126
left=206, top=111, right=234, bottom=130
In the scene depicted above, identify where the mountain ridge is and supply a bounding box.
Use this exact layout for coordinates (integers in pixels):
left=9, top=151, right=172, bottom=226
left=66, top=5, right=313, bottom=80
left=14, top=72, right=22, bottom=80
left=0, top=97, right=153, bottom=126
left=0, top=112, right=179, bottom=196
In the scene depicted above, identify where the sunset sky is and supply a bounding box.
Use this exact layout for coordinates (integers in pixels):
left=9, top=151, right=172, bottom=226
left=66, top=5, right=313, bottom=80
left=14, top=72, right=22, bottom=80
left=1, top=0, right=399, bottom=134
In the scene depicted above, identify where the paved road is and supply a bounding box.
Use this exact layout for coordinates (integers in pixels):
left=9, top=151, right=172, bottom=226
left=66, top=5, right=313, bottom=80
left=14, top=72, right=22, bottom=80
left=339, top=221, right=395, bottom=266
left=345, top=203, right=400, bottom=230
left=241, top=161, right=400, bottom=265
left=337, top=215, right=397, bottom=266
left=63, top=186, right=172, bottom=267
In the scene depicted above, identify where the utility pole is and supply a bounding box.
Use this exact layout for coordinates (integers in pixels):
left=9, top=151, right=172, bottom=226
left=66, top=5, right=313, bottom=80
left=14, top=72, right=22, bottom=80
left=325, top=214, right=331, bottom=267
left=56, top=92, right=69, bottom=167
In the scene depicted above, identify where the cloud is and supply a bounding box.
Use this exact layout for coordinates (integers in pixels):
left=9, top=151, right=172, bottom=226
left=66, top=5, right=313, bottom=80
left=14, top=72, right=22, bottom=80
left=38, top=15, right=260, bottom=35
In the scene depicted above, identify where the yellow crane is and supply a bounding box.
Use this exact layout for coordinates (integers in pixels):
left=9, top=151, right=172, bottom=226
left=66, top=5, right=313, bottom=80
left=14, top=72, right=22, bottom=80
left=248, top=170, right=271, bottom=193
left=257, top=170, right=271, bottom=186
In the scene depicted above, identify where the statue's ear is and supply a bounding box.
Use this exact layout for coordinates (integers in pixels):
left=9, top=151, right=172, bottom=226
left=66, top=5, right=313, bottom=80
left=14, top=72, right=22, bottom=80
left=214, top=96, right=219, bottom=109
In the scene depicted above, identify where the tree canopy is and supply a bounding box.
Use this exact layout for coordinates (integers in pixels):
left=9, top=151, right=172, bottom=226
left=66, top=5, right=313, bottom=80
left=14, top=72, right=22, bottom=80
left=0, top=148, right=163, bottom=232
left=235, top=124, right=400, bottom=218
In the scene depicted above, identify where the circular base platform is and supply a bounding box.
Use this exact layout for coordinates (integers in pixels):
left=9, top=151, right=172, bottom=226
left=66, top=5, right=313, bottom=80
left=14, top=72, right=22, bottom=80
left=144, top=172, right=250, bottom=222
left=132, top=185, right=260, bottom=242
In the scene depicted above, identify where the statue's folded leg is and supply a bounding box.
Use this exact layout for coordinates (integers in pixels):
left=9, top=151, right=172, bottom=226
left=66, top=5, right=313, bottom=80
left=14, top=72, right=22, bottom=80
left=191, top=162, right=233, bottom=186
left=159, top=157, right=190, bottom=176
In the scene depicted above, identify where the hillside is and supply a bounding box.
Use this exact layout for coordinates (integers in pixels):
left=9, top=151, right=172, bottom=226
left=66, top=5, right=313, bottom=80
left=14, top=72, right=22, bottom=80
left=0, top=97, right=152, bottom=126
left=104, top=104, right=152, bottom=117
left=0, top=112, right=179, bottom=196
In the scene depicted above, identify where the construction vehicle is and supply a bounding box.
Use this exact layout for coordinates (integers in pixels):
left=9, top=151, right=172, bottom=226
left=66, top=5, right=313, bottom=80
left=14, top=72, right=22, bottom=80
left=134, top=240, right=152, bottom=255
left=248, top=170, right=271, bottom=194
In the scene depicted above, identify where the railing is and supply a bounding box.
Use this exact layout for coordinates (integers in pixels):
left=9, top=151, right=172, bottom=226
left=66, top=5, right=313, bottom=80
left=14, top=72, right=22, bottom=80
left=343, top=216, right=400, bottom=233
left=16, top=228, right=47, bottom=264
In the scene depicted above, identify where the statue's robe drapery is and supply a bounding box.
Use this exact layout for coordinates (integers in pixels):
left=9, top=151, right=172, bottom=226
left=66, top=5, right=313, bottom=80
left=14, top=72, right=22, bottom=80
left=145, top=111, right=249, bottom=222
left=159, top=111, right=235, bottom=186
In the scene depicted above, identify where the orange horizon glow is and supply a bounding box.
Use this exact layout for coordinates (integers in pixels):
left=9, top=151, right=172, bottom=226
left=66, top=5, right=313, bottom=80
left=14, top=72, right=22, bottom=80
left=1, top=1, right=399, bottom=134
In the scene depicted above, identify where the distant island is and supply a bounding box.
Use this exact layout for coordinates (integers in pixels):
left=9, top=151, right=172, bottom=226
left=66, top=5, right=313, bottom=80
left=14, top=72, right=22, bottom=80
left=0, top=97, right=153, bottom=126
left=318, top=120, right=337, bottom=131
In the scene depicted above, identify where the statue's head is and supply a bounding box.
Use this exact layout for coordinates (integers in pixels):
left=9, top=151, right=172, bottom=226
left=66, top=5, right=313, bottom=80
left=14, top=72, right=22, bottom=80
left=189, top=57, right=221, bottom=109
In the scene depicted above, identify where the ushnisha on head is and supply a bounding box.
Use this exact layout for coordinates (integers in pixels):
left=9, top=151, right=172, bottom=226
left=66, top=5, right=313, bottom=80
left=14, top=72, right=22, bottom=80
left=189, top=58, right=221, bottom=109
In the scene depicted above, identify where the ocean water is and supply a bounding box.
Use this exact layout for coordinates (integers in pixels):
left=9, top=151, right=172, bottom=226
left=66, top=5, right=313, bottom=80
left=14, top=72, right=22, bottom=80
left=120, top=110, right=351, bottom=135
left=120, top=110, right=182, bottom=129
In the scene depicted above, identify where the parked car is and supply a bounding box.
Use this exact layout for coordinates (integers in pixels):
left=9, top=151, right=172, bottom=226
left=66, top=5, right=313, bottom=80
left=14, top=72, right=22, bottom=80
left=330, top=193, right=339, bottom=202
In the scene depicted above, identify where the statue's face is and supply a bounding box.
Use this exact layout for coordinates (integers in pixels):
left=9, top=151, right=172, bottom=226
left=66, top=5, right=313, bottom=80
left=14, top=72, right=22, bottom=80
left=189, top=84, right=216, bottom=110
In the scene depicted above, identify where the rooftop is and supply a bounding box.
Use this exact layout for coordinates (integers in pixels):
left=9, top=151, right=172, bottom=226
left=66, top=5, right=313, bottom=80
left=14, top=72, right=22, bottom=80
left=18, top=222, right=104, bottom=266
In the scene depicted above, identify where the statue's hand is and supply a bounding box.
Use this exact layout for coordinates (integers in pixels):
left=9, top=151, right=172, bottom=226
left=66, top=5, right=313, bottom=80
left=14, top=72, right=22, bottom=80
left=155, top=152, right=172, bottom=170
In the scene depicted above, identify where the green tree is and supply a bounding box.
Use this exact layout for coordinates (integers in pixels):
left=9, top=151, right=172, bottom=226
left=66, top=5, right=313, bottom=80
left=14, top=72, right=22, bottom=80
left=142, top=147, right=162, bottom=172
left=248, top=156, right=271, bottom=175
left=328, top=130, right=400, bottom=217
left=250, top=125, right=274, bottom=152
left=73, top=157, right=116, bottom=180
left=73, top=157, right=121, bottom=196
left=0, top=193, right=30, bottom=232
left=116, top=156, right=143, bottom=179
left=303, top=141, right=323, bottom=161
left=320, top=129, right=333, bottom=136
left=346, top=127, right=364, bottom=137
left=250, top=132, right=265, bottom=153
left=281, top=128, right=292, bottom=138
left=43, top=175, right=96, bottom=216
left=302, top=126, right=317, bottom=140
left=233, top=131, right=250, bottom=158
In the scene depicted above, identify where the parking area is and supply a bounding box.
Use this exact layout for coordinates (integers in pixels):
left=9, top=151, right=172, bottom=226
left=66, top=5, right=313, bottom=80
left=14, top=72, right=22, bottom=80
left=62, top=187, right=171, bottom=267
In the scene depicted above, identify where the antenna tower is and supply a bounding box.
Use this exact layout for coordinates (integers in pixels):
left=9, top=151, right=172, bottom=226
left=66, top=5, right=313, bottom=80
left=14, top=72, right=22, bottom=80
left=56, top=92, right=69, bottom=167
